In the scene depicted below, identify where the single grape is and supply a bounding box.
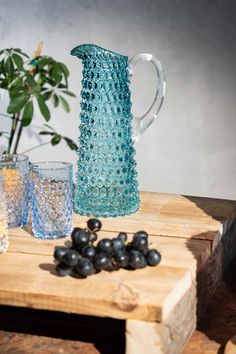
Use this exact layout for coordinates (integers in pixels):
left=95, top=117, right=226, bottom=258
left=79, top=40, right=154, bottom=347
left=94, top=253, right=111, bottom=270
left=146, top=249, right=161, bottom=266
left=72, top=229, right=90, bottom=249
left=112, top=238, right=125, bottom=253
left=132, top=237, right=148, bottom=252
left=87, top=218, right=102, bottom=232
left=133, top=231, right=148, bottom=241
left=114, top=251, right=129, bottom=268
left=104, top=259, right=119, bottom=272
left=63, top=249, right=80, bottom=267
left=75, top=257, right=95, bottom=277
left=117, top=232, right=128, bottom=242
left=71, top=227, right=83, bottom=242
left=129, top=250, right=147, bottom=269
left=81, top=245, right=96, bottom=260
left=54, top=246, right=68, bottom=262
left=89, top=232, right=98, bottom=243
left=55, top=263, right=72, bottom=277
left=97, top=238, right=113, bottom=255
left=141, top=246, right=149, bottom=256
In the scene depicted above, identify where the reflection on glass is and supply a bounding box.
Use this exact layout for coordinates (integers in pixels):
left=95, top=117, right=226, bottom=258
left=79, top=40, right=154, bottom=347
left=0, top=154, right=29, bottom=228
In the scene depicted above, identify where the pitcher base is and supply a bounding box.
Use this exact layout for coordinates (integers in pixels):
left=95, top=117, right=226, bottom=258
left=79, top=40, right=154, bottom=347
left=74, top=200, right=140, bottom=218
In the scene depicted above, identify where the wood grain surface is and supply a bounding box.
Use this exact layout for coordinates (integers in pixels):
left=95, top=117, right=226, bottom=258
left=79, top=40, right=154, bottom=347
left=75, top=192, right=236, bottom=250
left=0, top=191, right=235, bottom=354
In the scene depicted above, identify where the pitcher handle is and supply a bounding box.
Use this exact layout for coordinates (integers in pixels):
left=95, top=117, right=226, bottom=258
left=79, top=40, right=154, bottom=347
left=128, top=53, right=166, bottom=143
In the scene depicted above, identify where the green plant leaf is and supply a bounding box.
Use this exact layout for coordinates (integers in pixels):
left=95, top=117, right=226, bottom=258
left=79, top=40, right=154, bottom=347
left=51, top=134, right=61, bottom=145
left=21, top=100, right=33, bottom=126
left=5, top=57, right=14, bottom=76
left=10, top=86, right=25, bottom=96
left=63, top=137, right=78, bottom=151
left=0, top=78, right=8, bottom=89
left=0, top=59, right=5, bottom=73
left=58, top=83, right=67, bottom=89
left=61, top=90, right=76, bottom=97
left=51, top=62, right=62, bottom=83
left=12, top=53, right=24, bottom=69
left=13, top=49, right=29, bottom=58
left=43, top=91, right=52, bottom=101
left=7, top=95, right=28, bottom=114
left=37, top=95, right=51, bottom=121
left=38, top=57, right=52, bottom=69
left=52, top=93, right=59, bottom=108
left=39, top=130, right=55, bottom=136
left=59, top=95, right=70, bottom=113
left=32, top=85, right=42, bottom=94
left=26, top=73, right=37, bottom=87
left=58, top=62, right=69, bottom=77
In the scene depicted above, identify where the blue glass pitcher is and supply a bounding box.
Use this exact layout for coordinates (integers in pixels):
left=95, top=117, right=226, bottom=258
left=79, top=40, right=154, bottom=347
left=71, top=44, right=165, bottom=217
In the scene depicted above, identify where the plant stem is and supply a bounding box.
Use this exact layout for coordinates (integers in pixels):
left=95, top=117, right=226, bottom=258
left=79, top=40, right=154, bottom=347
left=7, top=114, right=16, bottom=153
left=7, top=112, right=21, bottom=154
left=13, top=120, right=23, bottom=153
left=21, top=141, right=51, bottom=154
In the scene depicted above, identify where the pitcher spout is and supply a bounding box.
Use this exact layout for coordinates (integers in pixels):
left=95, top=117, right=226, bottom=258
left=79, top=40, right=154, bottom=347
left=70, top=44, right=128, bottom=61
left=70, top=44, right=91, bottom=59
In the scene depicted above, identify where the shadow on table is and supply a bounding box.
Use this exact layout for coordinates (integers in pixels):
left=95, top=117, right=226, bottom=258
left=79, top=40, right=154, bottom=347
left=0, top=305, right=125, bottom=354
left=39, top=262, right=57, bottom=275
left=22, top=223, right=34, bottom=236
left=183, top=195, right=236, bottom=353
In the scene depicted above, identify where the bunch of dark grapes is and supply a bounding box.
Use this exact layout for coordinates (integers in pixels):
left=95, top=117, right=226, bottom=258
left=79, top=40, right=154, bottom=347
left=54, top=218, right=161, bottom=278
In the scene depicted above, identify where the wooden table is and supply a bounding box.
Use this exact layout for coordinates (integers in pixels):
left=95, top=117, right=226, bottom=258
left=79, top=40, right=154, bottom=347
left=1, top=191, right=236, bottom=354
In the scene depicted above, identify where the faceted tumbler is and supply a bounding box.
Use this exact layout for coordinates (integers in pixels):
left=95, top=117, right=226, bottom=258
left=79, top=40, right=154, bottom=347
left=30, top=162, right=73, bottom=239
left=0, top=154, right=29, bottom=228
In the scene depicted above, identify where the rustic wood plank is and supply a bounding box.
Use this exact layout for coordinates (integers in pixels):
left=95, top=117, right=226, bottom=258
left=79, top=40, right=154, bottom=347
left=126, top=282, right=196, bottom=354
left=2, top=192, right=236, bottom=354
left=197, top=220, right=236, bottom=318
left=8, top=232, right=211, bottom=277
left=74, top=192, right=236, bottom=249
left=0, top=251, right=191, bottom=322
left=9, top=192, right=236, bottom=252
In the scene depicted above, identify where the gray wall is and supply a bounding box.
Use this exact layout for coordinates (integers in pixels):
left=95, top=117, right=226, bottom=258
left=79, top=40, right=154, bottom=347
left=0, top=0, right=236, bottom=199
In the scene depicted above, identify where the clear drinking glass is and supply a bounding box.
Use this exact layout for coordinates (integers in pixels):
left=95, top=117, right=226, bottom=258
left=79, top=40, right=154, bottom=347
left=0, top=173, right=9, bottom=253
left=0, top=154, right=29, bottom=228
left=30, top=162, right=73, bottom=239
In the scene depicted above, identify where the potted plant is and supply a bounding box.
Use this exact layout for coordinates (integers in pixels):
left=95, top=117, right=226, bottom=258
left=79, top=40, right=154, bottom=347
left=0, top=43, right=77, bottom=155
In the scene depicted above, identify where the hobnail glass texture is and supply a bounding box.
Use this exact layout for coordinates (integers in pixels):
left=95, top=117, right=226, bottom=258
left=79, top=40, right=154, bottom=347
left=0, top=174, right=9, bottom=253
left=71, top=44, right=140, bottom=217
left=30, top=162, right=73, bottom=239
left=0, top=154, right=29, bottom=228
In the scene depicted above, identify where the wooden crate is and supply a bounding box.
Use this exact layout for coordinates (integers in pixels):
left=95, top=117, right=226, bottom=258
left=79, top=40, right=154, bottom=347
left=0, top=191, right=236, bottom=354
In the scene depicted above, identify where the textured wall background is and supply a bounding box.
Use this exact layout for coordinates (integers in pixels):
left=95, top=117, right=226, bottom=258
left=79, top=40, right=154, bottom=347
left=0, top=0, right=236, bottom=199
